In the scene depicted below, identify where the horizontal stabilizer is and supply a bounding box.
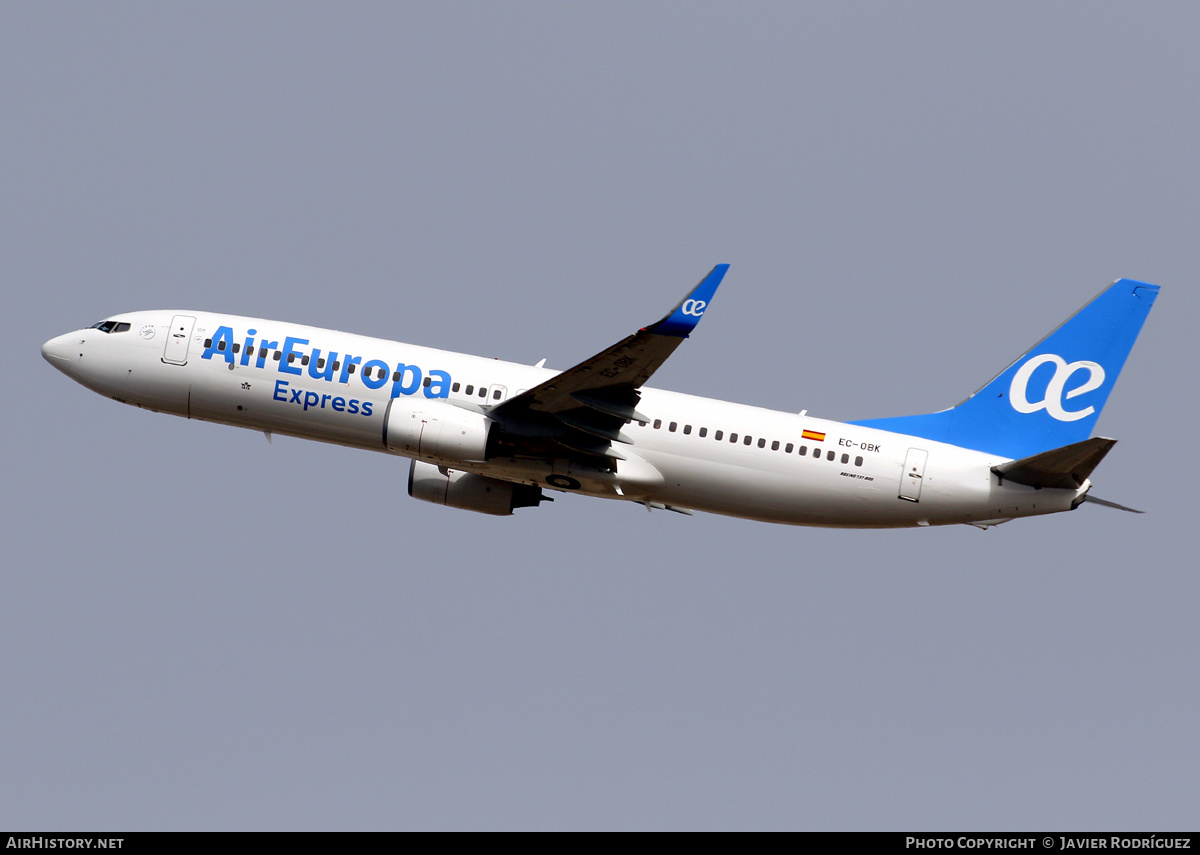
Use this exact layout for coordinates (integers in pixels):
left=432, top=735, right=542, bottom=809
left=992, top=436, right=1116, bottom=489
left=1080, top=494, right=1144, bottom=514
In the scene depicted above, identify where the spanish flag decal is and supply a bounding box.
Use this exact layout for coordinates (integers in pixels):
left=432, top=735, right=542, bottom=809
left=802, top=429, right=826, bottom=442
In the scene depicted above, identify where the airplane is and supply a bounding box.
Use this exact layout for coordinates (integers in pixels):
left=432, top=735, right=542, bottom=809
left=41, top=267, right=1158, bottom=529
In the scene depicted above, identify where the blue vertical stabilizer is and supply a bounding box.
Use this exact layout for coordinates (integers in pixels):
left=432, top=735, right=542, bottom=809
left=850, top=279, right=1159, bottom=459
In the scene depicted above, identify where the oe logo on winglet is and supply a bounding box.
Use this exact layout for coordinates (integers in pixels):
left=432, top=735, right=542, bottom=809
left=1008, top=354, right=1106, bottom=422
left=680, top=300, right=707, bottom=317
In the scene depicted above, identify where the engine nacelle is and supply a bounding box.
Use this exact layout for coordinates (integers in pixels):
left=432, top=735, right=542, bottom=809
left=385, top=398, right=491, bottom=464
left=408, top=460, right=549, bottom=516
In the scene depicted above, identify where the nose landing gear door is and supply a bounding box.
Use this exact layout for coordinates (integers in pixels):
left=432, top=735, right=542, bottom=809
left=162, top=315, right=196, bottom=365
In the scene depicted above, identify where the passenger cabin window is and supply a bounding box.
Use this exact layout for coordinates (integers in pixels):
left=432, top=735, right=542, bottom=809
left=423, top=377, right=431, bottom=387
left=785, top=443, right=793, bottom=453
left=493, top=389, right=502, bottom=400
left=478, top=387, right=487, bottom=398
left=771, top=440, right=780, bottom=451
left=855, top=456, right=863, bottom=466
left=841, top=453, right=849, bottom=464
left=465, top=385, right=474, bottom=396
left=669, top=422, right=677, bottom=432
left=715, top=430, right=723, bottom=441
left=683, top=425, right=692, bottom=435
left=729, top=433, right=738, bottom=443
left=799, top=446, right=807, bottom=456
left=826, top=450, right=835, bottom=461
left=653, top=419, right=662, bottom=429
left=452, top=382, right=461, bottom=392
left=699, top=427, right=708, bottom=438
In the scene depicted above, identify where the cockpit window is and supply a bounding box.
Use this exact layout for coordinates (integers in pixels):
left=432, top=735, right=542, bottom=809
left=89, top=320, right=131, bottom=334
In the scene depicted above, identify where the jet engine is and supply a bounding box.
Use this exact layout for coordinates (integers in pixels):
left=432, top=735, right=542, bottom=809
left=407, top=460, right=550, bottom=516
left=385, top=398, right=491, bottom=464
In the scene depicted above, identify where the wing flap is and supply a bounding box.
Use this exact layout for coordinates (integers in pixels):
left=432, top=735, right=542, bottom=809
left=554, top=409, right=634, bottom=444
left=571, top=391, right=652, bottom=424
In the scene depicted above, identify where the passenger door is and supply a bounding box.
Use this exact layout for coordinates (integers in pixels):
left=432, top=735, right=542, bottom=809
left=162, top=315, right=196, bottom=365
left=898, top=448, right=928, bottom=502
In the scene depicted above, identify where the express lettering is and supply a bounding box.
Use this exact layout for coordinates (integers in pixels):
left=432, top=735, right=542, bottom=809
left=273, top=380, right=373, bottom=416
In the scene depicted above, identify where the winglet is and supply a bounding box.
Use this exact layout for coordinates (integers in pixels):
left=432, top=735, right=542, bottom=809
left=645, top=264, right=729, bottom=338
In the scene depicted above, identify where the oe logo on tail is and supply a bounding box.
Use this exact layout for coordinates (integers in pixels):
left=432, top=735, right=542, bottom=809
left=1009, top=354, right=1105, bottom=422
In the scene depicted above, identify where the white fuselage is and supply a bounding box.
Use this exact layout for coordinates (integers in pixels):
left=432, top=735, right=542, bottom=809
left=41, top=310, right=1085, bottom=528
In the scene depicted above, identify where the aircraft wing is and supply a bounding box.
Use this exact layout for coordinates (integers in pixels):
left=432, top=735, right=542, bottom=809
left=487, top=265, right=728, bottom=466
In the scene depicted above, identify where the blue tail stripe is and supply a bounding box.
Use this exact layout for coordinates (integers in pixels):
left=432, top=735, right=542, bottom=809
left=850, top=279, right=1159, bottom=459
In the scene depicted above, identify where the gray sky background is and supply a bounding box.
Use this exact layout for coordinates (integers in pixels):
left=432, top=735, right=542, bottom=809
left=3, top=2, right=1197, bottom=830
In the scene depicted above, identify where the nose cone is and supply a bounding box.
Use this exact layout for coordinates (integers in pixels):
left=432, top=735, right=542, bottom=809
left=41, top=332, right=79, bottom=372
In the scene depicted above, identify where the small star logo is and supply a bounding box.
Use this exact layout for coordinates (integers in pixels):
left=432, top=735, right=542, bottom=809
left=241, top=382, right=251, bottom=390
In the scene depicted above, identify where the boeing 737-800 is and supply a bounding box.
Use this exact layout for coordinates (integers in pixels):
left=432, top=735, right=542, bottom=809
left=41, top=267, right=1158, bottom=528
